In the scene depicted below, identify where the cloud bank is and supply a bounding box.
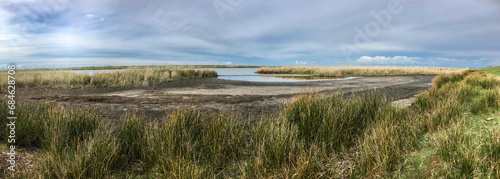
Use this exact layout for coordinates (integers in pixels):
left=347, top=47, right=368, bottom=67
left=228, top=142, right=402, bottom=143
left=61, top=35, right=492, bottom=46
left=356, top=56, right=419, bottom=64
left=0, top=0, right=499, bottom=68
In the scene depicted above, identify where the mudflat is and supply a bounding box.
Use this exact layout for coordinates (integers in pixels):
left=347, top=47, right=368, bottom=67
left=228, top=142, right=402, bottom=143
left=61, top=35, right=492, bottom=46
left=16, top=75, right=435, bottom=122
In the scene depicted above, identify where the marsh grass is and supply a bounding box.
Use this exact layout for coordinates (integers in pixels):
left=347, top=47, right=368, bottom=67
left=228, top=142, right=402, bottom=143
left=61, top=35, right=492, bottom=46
left=375, top=69, right=500, bottom=178
left=0, top=102, right=100, bottom=148
left=162, top=109, right=245, bottom=168
left=284, top=92, right=388, bottom=151
left=353, top=69, right=500, bottom=178
left=257, top=66, right=467, bottom=77
left=114, top=109, right=247, bottom=177
left=35, top=130, right=123, bottom=179
left=13, top=65, right=264, bottom=71
left=2, top=69, right=500, bottom=178
left=0, top=68, right=217, bottom=90
left=115, top=114, right=146, bottom=164
left=0, top=101, right=105, bottom=178
left=420, top=116, right=500, bottom=178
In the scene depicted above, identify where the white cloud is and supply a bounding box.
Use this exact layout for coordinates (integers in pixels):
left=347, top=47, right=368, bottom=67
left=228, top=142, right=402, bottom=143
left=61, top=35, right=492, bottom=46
left=434, top=57, right=464, bottom=62
left=0, top=34, right=19, bottom=41
left=295, top=60, right=307, bottom=65
left=356, top=56, right=420, bottom=64
left=355, top=56, right=472, bottom=67
left=225, top=61, right=232, bottom=65
left=86, top=14, right=94, bottom=18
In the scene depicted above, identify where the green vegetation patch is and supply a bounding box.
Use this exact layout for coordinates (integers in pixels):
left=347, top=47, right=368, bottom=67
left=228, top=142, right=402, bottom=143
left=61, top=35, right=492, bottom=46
left=482, top=66, right=500, bottom=76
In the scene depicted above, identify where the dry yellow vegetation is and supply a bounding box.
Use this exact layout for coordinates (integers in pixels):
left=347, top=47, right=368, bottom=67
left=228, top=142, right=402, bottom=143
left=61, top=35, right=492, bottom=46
left=0, top=68, right=217, bottom=90
left=257, top=66, right=468, bottom=77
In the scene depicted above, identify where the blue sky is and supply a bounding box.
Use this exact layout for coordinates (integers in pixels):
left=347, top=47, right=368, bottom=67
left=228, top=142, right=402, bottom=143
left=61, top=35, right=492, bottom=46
left=0, top=0, right=499, bottom=68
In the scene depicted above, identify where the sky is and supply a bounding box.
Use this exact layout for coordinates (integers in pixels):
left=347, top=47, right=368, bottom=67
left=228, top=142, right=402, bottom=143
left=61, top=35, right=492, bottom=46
left=0, top=0, right=499, bottom=69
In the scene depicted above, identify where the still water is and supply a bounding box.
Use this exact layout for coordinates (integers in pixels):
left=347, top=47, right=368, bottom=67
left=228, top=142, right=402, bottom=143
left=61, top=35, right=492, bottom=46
left=58, top=70, right=123, bottom=75
left=61, top=68, right=348, bottom=82
left=207, top=68, right=350, bottom=82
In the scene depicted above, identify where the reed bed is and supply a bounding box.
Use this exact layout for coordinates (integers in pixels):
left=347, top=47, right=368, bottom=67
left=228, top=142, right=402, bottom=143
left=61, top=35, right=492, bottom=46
left=0, top=68, right=217, bottom=90
left=257, top=66, right=467, bottom=77
left=2, top=69, right=500, bottom=178
left=11, top=65, right=263, bottom=71
left=356, top=70, right=500, bottom=178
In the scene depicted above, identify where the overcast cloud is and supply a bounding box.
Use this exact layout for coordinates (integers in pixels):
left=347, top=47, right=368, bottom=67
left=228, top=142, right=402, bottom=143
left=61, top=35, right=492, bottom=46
left=0, top=0, right=499, bottom=68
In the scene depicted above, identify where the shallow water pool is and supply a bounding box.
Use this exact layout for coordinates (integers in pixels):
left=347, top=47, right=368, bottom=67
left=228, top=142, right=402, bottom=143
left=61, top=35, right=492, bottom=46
left=206, top=68, right=355, bottom=82
left=51, top=68, right=354, bottom=82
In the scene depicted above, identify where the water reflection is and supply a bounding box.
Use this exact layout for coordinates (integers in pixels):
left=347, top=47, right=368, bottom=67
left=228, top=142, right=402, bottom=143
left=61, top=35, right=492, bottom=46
left=203, top=68, right=346, bottom=82
left=43, top=68, right=357, bottom=82
left=59, top=70, right=123, bottom=75
left=270, top=76, right=342, bottom=80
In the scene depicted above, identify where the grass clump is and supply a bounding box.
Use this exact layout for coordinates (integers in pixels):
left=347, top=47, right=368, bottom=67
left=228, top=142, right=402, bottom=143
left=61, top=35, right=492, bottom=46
left=464, top=71, right=500, bottom=89
left=285, top=92, right=388, bottom=151
left=0, top=101, right=110, bottom=178
left=429, top=116, right=500, bottom=178
left=35, top=131, right=123, bottom=179
left=159, top=109, right=245, bottom=168
left=355, top=107, right=420, bottom=176
left=116, top=109, right=247, bottom=177
left=115, top=114, right=146, bottom=164
left=250, top=119, right=302, bottom=171
left=0, top=102, right=100, bottom=148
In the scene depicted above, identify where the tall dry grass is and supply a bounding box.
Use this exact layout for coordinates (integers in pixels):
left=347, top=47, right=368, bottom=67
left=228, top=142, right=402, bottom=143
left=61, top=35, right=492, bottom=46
left=12, top=65, right=263, bottom=72
left=257, top=66, right=467, bottom=77
left=0, top=68, right=216, bottom=90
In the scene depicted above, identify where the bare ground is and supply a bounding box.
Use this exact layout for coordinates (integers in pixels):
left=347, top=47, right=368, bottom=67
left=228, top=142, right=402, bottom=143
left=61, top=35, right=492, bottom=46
left=15, top=75, right=435, bottom=123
